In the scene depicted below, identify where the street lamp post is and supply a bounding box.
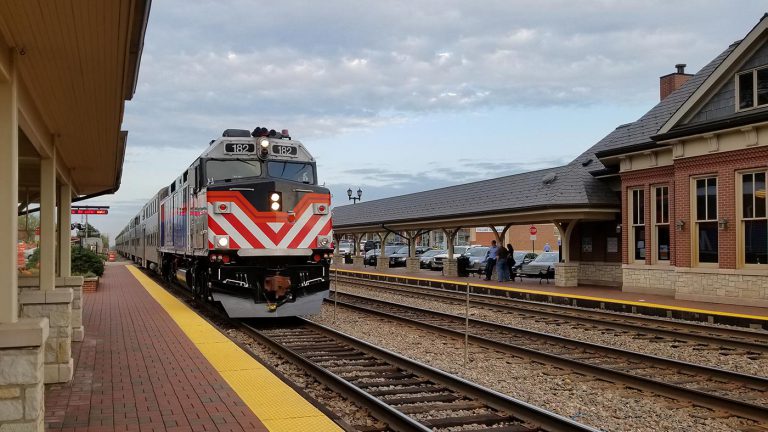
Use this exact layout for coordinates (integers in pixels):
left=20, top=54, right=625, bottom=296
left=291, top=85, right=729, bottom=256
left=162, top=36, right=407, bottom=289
left=347, top=187, right=362, bottom=204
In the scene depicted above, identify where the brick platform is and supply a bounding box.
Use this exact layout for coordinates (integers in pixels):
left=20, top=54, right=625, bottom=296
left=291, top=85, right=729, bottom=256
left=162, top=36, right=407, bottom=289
left=45, top=264, right=267, bottom=432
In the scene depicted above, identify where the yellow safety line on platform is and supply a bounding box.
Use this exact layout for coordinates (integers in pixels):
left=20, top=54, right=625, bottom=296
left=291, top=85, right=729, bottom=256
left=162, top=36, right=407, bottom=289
left=334, top=268, right=768, bottom=322
left=126, top=266, right=342, bottom=432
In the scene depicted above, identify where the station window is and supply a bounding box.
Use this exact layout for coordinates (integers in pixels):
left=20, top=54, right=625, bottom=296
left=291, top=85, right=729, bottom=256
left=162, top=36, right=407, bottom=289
left=653, top=186, right=670, bottom=262
left=694, top=177, right=718, bottom=265
left=629, top=188, right=645, bottom=262
left=736, top=66, right=768, bottom=111
left=741, top=171, right=767, bottom=266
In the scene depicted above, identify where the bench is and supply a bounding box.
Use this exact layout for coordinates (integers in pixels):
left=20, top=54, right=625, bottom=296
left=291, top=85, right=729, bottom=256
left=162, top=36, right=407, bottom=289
left=538, top=266, right=554, bottom=284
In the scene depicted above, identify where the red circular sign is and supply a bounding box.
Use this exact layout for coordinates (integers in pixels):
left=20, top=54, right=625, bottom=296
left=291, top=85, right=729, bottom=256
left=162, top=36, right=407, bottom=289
left=529, top=225, right=537, bottom=236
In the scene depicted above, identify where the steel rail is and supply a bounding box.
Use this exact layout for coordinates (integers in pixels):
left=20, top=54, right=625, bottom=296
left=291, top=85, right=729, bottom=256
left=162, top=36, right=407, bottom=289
left=334, top=274, right=768, bottom=354
left=243, top=319, right=600, bottom=432
left=328, top=292, right=768, bottom=423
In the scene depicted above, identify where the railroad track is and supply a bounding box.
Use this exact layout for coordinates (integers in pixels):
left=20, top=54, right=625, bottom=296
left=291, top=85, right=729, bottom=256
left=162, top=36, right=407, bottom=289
left=140, top=267, right=596, bottom=431
left=333, top=274, right=768, bottom=355
left=242, top=319, right=599, bottom=432
left=327, top=291, right=768, bottom=423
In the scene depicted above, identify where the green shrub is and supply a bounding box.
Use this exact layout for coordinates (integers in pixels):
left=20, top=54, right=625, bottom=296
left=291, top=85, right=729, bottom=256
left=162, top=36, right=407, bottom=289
left=26, top=248, right=40, bottom=269
left=25, top=245, right=104, bottom=277
left=71, top=246, right=104, bottom=277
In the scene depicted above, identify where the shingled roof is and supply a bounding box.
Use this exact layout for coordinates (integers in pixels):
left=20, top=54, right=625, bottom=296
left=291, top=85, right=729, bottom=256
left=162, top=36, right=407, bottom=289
left=332, top=37, right=740, bottom=229
left=580, top=42, right=738, bottom=166
left=332, top=159, right=618, bottom=227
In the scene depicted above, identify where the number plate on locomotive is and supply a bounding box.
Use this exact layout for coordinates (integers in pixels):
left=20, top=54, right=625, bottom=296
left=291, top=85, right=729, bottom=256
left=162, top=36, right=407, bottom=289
left=224, top=143, right=255, bottom=153
left=272, top=144, right=297, bottom=156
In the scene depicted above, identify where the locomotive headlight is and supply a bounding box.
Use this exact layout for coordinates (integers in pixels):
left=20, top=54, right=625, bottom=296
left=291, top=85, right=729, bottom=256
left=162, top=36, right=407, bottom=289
left=215, top=235, right=230, bottom=248
left=258, top=138, right=270, bottom=159
left=269, top=191, right=281, bottom=211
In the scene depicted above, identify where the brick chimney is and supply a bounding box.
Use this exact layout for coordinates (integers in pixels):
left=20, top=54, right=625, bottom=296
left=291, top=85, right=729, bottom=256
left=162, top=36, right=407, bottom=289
left=660, top=64, right=693, bottom=101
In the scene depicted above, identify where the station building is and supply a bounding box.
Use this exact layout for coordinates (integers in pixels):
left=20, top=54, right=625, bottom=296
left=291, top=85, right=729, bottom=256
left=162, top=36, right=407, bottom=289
left=333, top=14, right=768, bottom=308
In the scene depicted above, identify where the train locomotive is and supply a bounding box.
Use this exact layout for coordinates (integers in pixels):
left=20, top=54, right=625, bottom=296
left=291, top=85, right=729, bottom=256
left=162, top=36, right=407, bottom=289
left=116, top=128, right=334, bottom=317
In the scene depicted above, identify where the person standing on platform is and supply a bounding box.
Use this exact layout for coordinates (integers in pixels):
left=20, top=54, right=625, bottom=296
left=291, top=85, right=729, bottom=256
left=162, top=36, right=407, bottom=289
left=497, top=245, right=510, bottom=282
left=484, top=240, right=498, bottom=281
left=544, top=242, right=551, bottom=252
left=506, top=243, right=515, bottom=280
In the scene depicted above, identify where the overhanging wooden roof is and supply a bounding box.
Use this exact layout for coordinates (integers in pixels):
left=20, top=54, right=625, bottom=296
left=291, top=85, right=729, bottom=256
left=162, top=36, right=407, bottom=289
left=0, top=0, right=150, bottom=196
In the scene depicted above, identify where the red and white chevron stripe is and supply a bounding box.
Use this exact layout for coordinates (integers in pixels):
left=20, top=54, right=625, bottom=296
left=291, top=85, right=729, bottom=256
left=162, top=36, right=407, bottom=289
left=206, top=191, right=333, bottom=250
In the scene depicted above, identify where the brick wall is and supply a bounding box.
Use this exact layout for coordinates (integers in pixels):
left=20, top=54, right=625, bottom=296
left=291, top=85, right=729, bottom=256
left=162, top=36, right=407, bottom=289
left=620, top=166, right=675, bottom=265
left=672, top=146, right=768, bottom=269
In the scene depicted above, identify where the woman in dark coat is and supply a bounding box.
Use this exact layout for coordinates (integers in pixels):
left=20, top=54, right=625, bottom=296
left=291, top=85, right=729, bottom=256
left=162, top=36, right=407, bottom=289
left=506, top=244, right=515, bottom=280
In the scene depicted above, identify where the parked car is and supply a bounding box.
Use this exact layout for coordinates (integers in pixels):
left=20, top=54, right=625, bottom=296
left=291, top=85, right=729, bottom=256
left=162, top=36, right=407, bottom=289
left=387, top=246, right=410, bottom=267
left=431, top=246, right=471, bottom=270
left=363, top=240, right=381, bottom=253
left=415, top=246, right=432, bottom=256
left=364, top=245, right=402, bottom=266
left=419, top=249, right=445, bottom=269
left=338, top=241, right=353, bottom=255
left=519, top=252, right=560, bottom=277
left=479, top=250, right=538, bottom=275
left=464, top=246, right=489, bottom=273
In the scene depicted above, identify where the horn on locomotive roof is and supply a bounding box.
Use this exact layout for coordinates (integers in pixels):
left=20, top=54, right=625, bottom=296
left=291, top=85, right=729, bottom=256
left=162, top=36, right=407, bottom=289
left=251, top=127, right=269, bottom=137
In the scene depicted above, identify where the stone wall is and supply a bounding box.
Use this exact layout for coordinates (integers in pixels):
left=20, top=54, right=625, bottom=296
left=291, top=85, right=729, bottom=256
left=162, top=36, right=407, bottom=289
left=622, top=265, right=676, bottom=296
left=444, top=259, right=458, bottom=277
left=56, top=276, right=84, bottom=342
left=675, top=268, right=768, bottom=307
left=406, top=257, right=420, bottom=272
left=622, top=265, right=768, bottom=307
left=0, top=318, right=48, bottom=432
left=555, top=262, right=578, bottom=287
left=578, top=262, right=622, bottom=287
left=17, top=278, right=74, bottom=384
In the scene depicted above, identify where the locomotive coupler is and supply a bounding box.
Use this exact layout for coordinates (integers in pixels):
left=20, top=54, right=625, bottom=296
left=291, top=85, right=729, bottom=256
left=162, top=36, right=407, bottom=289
left=264, top=275, right=293, bottom=312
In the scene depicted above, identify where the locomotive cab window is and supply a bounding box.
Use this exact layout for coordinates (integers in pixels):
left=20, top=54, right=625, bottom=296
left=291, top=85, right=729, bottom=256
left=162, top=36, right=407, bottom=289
left=206, top=159, right=262, bottom=182
left=267, top=161, right=315, bottom=184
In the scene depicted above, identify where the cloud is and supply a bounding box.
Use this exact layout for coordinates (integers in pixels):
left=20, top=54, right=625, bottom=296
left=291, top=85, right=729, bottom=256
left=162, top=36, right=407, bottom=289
left=126, top=1, right=767, bottom=145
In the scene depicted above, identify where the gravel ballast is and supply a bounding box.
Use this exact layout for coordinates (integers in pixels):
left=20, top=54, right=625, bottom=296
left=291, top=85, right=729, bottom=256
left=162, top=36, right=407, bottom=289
left=311, top=303, right=758, bottom=432
left=333, top=283, right=768, bottom=377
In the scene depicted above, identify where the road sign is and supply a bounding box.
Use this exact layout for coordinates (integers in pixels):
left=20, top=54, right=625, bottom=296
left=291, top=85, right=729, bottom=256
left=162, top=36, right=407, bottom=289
left=530, top=235, right=537, bottom=241
left=529, top=225, right=537, bottom=236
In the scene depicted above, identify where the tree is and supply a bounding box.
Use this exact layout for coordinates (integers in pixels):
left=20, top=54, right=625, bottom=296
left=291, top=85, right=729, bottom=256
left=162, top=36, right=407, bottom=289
left=100, top=234, right=110, bottom=250
left=76, top=222, right=100, bottom=238
left=18, top=213, right=39, bottom=242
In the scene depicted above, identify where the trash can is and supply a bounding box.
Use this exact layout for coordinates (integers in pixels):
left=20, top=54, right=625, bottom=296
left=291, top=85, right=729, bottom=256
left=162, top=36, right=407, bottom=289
left=456, top=255, right=470, bottom=277
left=344, top=253, right=353, bottom=264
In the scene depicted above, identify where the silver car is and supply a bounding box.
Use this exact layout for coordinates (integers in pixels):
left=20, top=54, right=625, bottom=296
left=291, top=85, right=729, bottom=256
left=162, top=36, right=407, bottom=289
left=520, top=252, right=560, bottom=277
left=419, top=249, right=446, bottom=269
left=431, top=246, right=470, bottom=270
left=464, top=246, right=489, bottom=273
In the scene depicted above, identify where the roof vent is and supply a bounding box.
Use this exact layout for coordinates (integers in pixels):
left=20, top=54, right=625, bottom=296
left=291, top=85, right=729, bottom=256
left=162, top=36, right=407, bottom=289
left=581, top=158, right=593, bottom=167
left=542, top=173, right=557, bottom=185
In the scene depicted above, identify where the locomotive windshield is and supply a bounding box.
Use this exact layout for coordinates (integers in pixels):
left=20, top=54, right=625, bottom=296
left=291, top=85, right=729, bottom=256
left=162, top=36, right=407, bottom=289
left=267, top=161, right=315, bottom=184
left=206, top=159, right=262, bottom=182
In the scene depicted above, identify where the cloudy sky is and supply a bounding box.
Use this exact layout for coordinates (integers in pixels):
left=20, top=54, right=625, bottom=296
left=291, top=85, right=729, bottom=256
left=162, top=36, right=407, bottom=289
left=81, top=1, right=768, bottom=241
